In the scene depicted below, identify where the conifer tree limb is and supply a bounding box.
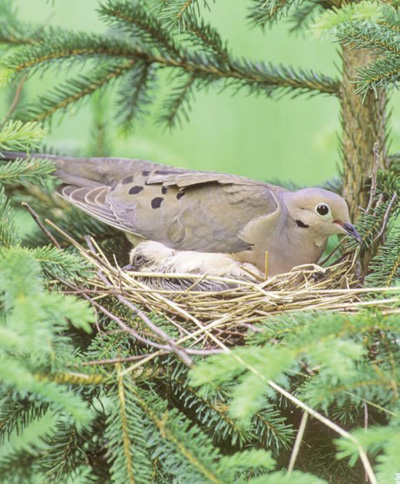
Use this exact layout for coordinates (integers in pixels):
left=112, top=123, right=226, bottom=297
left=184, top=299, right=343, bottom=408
left=19, top=61, right=135, bottom=122
left=1, top=30, right=339, bottom=124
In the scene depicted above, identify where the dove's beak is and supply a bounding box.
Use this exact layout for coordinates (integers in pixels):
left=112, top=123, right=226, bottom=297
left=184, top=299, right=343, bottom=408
left=334, top=221, right=362, bottom=244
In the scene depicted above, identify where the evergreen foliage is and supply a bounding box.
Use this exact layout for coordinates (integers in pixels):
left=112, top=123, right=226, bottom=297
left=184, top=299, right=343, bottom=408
left=0, top=0, right=339, bottom=130
left=0, top=1, right=399, bottom=483
left=314, top=2, right=400, bottom=93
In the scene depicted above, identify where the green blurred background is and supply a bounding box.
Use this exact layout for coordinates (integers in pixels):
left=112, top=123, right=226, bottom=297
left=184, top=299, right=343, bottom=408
left=3, top=0, right=400, bottom=185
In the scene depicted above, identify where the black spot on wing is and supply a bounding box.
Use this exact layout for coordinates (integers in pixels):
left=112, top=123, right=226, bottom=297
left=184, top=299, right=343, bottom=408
left=129, top=185, right=143, bottom=195
left=161, top=186, right=168, bottom=194
left=142, top=170, right=150, bottom=176
left=122, top=176, right=133, bottom=185
left=176, top=191, right=185, bottom=200
left=151, top=197, right=164, bottom=209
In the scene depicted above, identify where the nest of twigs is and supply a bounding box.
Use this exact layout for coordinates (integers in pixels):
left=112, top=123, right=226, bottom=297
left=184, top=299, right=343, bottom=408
left=48, top=220, right=400, bottom=355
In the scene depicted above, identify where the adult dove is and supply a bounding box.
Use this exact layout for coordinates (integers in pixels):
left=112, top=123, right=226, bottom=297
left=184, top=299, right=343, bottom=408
left=1, top=152, right=361, bottom=279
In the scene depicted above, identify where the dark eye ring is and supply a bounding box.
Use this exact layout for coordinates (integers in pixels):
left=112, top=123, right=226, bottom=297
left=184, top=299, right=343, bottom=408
left=316, top=203, right=330, bottom=216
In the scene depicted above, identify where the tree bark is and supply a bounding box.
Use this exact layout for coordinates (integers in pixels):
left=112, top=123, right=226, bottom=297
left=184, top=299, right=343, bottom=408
left=341, top=45, right=388, bottom=217
left=340, top=45, right=388, bottom=273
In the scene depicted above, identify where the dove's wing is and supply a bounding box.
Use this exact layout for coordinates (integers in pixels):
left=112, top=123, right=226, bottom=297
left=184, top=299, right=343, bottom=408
left=55, top=160, right=284, bottom=253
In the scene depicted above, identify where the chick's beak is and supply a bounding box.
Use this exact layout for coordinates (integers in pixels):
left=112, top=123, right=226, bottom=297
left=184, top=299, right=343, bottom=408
left=335, top=221, right=362, bottom=244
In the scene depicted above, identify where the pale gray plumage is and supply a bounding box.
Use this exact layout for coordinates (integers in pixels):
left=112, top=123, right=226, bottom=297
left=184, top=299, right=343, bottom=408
left=1, top=152, right=361, bottom=278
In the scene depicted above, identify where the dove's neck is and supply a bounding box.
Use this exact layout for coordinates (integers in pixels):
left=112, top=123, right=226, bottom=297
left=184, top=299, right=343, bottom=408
left=234, top=222, right=327, bottom=277
left=235, top=191, right=328, bottom=276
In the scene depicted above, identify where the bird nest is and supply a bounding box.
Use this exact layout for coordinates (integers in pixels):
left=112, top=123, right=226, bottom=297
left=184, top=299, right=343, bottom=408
left=50, top=220, right=399, bottom=356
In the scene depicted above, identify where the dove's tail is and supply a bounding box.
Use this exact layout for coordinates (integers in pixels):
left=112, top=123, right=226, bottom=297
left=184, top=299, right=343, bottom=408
left=0, top=151, right=175, bottom=187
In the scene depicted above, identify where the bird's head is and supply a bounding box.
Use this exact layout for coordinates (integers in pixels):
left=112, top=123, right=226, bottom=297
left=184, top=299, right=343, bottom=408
left=283, top=188, right=362, bottom=243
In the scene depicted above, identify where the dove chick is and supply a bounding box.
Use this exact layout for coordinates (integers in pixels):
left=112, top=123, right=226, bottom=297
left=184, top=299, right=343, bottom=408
left=1, top=152, right=361, bottom=279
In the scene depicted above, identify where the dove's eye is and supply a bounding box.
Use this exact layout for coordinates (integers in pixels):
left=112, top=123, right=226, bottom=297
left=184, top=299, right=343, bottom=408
left=315, top=203, right=330, bottom=217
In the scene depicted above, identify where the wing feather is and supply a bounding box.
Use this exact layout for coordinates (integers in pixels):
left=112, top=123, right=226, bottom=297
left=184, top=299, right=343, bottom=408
left=55, top=160, right=285, bottom=253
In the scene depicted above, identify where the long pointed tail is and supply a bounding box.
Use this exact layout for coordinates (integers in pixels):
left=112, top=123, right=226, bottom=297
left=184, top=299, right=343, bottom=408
left=0, top=151, right=172, bottom=187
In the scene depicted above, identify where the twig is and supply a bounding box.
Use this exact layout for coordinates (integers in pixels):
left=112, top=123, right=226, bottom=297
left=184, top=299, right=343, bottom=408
left=366, top=142, right=379, bottom=214
left=0, top=73, right=28, bottom=128
left=99, top=269, right=193, bottom=366
left=319, top=238, right=346, bottom=266
left=288, top=411, right=308, bottom=473
left=21, top=202, right=61, bottom=249
left=56, top=276, right=171, bottom=352
left=374, top=192, right=397, bottom=241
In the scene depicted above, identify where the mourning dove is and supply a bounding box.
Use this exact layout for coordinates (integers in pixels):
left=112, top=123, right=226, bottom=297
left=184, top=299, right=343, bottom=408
left=1, top=152, right=361, bottom=279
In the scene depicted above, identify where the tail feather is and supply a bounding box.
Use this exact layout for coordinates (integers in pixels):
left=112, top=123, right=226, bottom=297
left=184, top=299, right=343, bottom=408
left=57, top=184, right=118, bottom=226
left=0, top=151, right=177, bottom=187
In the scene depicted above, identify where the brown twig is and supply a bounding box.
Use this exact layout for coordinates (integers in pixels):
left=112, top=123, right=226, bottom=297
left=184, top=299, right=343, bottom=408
left=0, top=73, right=28, bottom=128
left=365, top=142, right=379, bottom=214
left=21, top=202, right=61, bottom=249
left=319, top=238, right=346, bottom=266
left=374, top=192, right=397, bottom=241
left=56, top=276, right=171, bottom=352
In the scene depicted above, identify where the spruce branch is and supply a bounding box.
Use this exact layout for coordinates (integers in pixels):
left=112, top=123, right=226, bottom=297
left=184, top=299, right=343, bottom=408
left=0, top=9, right=339, bottom=128
left=163, top=360, right=253, bottom=447
left=0, top=158, right=54, bottom=185
left=86, top=92, right=113, bottom=157
left=252, top=406, right=295, bottom=454
left=249, top=0, right=298, bottom=27
left=311, top=2, right=400, bottom=94
left=17, top=61, right=135, bottom=123
left=347, top=188, right=400, bottom=251
left=39, top=418, right=94, bottom=482
left=4, top=43, right=339, bottom=123
left=158, top=74, right=196, bottom=128
left=0, top=1, right=46, bottom=46
left=128, top=382, right=226, bottom=484
left=356, top=54, right=400, bottom=94
left=0, top=412, right=58, bottom=476
left=0, top=186, right=19, bottom=248
left=0, top=120, right=45, bottom=151
left=336, top=22, right=400, bottom=56
left=121, top=49, right=339, bottom=98
left=28, top=245, right=92, bottom=281
left=1, top=32, right=135, bottom=82
left=0, top=398, right=48, bottom=446
left=158, top=0, right=213, bottom=31
left=167, top=360, right=294, bottom=453
left=289, top=1, right=325, bottom=32
left=183, top=18, right=229, bottom=60
left=311, top=1, right=385, bottom=38
left=116, top=61, right=156, bottom=128
left=336, top=416, right=400, bottom=484
left=99, top=0, right=180, bottom=55
left=365, top=230, right=400, bottom=286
